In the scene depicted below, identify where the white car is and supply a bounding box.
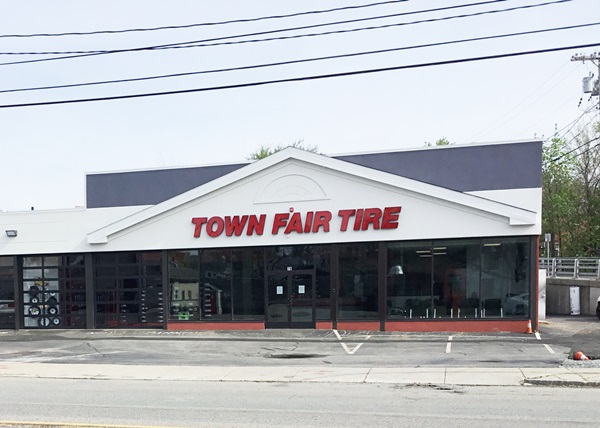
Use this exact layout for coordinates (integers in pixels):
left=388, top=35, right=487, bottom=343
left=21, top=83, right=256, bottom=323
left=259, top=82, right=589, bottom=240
left=504, top=293, right=529, bottom=315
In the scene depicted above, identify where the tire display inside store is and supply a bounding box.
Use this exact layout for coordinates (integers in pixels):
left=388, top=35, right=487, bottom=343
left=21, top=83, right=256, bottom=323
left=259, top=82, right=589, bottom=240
left=21, top=255, right=86, bottom=329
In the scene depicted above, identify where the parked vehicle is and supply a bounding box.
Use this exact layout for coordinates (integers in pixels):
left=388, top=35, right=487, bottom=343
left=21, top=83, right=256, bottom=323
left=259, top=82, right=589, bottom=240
left=597, top=296, right=600, bottom=320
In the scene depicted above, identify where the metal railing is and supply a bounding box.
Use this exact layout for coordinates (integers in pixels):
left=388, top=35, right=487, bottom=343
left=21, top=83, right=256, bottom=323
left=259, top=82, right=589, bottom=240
left=540, top=257, right=600, bottom=279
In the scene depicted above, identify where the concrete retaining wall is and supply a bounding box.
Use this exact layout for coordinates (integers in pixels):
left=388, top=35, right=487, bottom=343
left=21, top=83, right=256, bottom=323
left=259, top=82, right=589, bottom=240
left=547, top=278, right=600, bottom=316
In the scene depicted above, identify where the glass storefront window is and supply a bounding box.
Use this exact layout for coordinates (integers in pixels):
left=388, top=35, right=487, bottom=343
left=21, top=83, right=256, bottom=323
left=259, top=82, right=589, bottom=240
left=232, top=248, right=264, bottom=321
left=21, top=255, right=86, bottom=329
left=201, top=250, right=232, bottom=320
left=387, top=238, right=531, bottom=321
left=387, top=241, right=432, bottom=319
left=432, top=240, right=481, bottom=319
left=265, top=245, right=315, bottom=271
left=314, top=246, right=331, bottom=321
left=481, top=238, right=530, bottom=318
left=338, top=243, right=378, bottom=320
left=168, top=250, right=200, bottom=321
left=0, top=257, right=15, bottom=329
left=94, top=251, right=162, bottom=328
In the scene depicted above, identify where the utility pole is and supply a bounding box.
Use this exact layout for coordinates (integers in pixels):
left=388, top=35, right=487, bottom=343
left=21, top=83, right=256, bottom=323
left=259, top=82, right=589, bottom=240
left=571, top=53, right=600, bottom=113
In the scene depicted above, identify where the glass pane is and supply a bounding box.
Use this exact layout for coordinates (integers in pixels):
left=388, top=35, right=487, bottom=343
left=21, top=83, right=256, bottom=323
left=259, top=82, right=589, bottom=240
left=339, top=243, right=378, bottom=320
left=433, top=239, right=481, bottom=319
left=315, top=246, right=331, bottom=320
left=23, top=257, right=42, bottom=268
left=386, top=241, right=432, bottom=319
left=267, top=274, right=288, bottom=322
left=119, top=265, right=139, bottom=277
left=43, top=256, right=61, bottom=266
left=95, top=253, right=116, bottom=264
left=0, top=257, right=14, bottom=268
left=169, top=250, right=200, bottom=321
left=265, top=245, right=314, bottom=271
left=231, top=248, right=264, bottom=320
left=117, top=252, right=138, bottom=264
left=23, top=269, right=43, bottom=280
left=481, top=238, right=530, bottom=318
left=66, top=255, right=85, bottom=266
left=291, top=273, right=312, bottom=323
left=201, top=250, right=232, bottom=320
left=43, top=268, right=59, bottom=279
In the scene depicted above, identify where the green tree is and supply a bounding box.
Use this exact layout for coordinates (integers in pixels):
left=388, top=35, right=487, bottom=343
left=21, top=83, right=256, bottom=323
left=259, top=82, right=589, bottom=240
left=246, top=139, right=318, bottom=160
left=568, top=122, right=600, bottom=255
left=542, top=135, right=578, bottom=256
left=424, top=137, right=452, bottom=147
left=543, top=121, right=600, bottom=256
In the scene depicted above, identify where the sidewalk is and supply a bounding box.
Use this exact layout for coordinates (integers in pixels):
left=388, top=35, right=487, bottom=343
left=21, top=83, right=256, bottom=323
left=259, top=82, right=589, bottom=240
left=2, top=362, right=600, bottom=387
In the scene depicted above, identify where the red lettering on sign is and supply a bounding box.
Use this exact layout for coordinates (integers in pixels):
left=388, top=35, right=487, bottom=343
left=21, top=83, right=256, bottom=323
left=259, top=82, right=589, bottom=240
left=353, top=209, right=364, bottom=231
left=338, top=209, right=355, bottom=231
left=362, top=208, right=382, bottom=230
left=381, top=206, right=401, bottom=229
left=285, top=212, right=303, bottom=234
left=304, top=211, right=314, bottom=233
left=192, top=206, right=401, bottom=238
left=191, top=217, right=208, bottom=238
left=225, top=215, right=248, bottom=236
left=272, top=213, right=289, bottom=235
left=207, top=216, right=224, bottom=237
left=247, top=214, right=266, bottom=236
left=312, top=211, right=332, bottom=233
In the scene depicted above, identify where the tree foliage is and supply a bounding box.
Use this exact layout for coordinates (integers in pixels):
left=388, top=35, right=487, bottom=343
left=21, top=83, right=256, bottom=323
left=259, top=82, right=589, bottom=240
left=246, top=140, right=319, bottom=160
left=424, top=137, right=452, bottom=147
left=543, top=122, right=600, bottom=256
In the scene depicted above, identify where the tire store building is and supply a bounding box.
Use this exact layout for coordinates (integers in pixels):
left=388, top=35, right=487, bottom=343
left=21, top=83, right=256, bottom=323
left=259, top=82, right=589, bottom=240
left=0, top=141, right=542, bottom=332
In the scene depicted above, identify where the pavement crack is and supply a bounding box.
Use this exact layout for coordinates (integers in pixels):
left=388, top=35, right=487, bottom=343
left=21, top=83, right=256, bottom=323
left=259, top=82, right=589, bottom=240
left=86, top=341, right=105, bottom=357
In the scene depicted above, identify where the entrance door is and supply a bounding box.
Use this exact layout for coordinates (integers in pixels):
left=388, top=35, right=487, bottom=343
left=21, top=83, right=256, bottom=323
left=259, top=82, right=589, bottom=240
left=266, top=272, right=314, bottom=328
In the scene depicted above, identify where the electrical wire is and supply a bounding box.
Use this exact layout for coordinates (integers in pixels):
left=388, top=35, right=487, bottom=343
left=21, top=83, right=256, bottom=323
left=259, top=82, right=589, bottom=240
left=0, top=41, right=597, bottom=109
left=1, top=22, right=595, bottom=95
left=0, top=0, right=531, bottom=55
left=0, top=0, right=570, bottom=66
left=557, top=135, right=600, bottom=166
left=0, top=0, right=412, bottom=38
left=547, top=110, right=600, bottom=165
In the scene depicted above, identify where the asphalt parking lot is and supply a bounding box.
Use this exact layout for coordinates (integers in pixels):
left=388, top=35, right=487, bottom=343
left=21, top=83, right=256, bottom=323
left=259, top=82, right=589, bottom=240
left=0, top=315, right=598, bottom=369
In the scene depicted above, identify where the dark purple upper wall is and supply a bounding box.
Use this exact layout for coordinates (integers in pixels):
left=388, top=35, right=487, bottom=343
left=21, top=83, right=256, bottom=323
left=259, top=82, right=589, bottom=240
left=86, top=141, right=542, bottom=208
left=336, top=141, right=542, bottom=192
left=86, top=163, right=246, bottom=208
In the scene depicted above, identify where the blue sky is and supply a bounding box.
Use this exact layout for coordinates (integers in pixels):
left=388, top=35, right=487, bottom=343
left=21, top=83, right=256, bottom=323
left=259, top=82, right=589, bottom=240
left=0, top=0, right=598, bottom=211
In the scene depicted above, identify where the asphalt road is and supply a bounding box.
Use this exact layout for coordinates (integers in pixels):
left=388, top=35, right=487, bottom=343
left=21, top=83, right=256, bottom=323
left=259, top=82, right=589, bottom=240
left=0, top=377, right=599, bottom=427
left=0, top=315, right=598, bottom=368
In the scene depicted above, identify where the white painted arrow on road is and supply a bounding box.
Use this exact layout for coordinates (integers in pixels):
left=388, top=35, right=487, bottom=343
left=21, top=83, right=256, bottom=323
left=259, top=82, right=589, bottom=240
left=333, top=329, right=370, bottom=355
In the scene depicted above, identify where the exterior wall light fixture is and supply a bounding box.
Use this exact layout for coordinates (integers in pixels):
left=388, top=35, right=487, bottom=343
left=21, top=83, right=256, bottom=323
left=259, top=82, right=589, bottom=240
left=5, top=230, right=17, bottom=237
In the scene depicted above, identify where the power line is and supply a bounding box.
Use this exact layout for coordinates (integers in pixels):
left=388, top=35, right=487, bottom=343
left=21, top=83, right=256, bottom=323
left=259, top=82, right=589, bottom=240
left=0, top=0, right=512, bottom=55
left=1, top=22, right=596, bottom=95
left=0, top=0, right=569, bottom=66
left=0, top=41, right=597, bottom=109
left=559, top=135, right=600, bottom=166
left=0, top=0, right=411, bottom=38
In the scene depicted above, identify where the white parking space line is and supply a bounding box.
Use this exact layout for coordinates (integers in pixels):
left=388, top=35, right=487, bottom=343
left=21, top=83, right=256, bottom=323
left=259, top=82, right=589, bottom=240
left=341, top=343, right=363, bottom=355
left=332, top=329, right=367, bottom=355
left=445, top=335, right=453, bottom=354
left=543, top=344, right=556, bottom=354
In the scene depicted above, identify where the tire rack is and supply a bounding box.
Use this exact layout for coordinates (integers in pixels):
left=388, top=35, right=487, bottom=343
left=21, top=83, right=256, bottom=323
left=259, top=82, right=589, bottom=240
left=24, top=282, right=61, bottom=328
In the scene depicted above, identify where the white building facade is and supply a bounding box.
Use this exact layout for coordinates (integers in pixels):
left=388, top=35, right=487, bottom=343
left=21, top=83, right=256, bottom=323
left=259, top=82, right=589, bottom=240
left=0, top=141, right=542, bottom=332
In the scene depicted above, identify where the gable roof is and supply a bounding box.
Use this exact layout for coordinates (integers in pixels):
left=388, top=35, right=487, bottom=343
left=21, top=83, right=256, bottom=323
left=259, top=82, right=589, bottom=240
left=86, top=147, right=537, bottom=244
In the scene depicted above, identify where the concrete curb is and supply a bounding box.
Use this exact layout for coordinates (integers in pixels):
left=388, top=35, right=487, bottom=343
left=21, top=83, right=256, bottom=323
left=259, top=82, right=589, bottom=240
left=524, top=379, right=600, bottom=387
left=1, top=363, right=600, bottom=388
